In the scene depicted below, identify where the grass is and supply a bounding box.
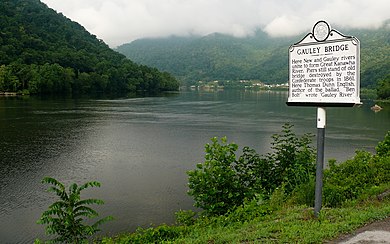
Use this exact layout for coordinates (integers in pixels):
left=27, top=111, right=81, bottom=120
left=99, top=196, right=390, bottom=243
left=179, top=201, right=390, bottom=243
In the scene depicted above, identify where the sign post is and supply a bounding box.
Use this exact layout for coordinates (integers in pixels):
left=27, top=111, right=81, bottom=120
left=314, top=107, right=326, bottom=216
left=287, top=21, right=361, bottom=217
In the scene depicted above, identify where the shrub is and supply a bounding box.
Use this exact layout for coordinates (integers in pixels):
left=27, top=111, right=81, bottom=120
left=187, top=137, right=243, bottom=216
left=322, top=131, right=390, bottom=207
left=376, top=131, right=390, bottom=157
left=135, top=225, right=184, bottom=242
left=290, top=177, right=316, bottom=206
left=235, top=147, right=268, bottom=199
left=323, top=151, right=374, bottom=206
left=290, top=131, right=390, bottom=208
left=223, top=195, right=273, bottom=224
left=37, top=177, right=113, bottom=243
left=175, top=210, right=197, bottom=226
left=110, top=225, right=186, bottom=243
left=264, top=123, right=316, bottom=195
left=187, top=123, right=316, bottom=216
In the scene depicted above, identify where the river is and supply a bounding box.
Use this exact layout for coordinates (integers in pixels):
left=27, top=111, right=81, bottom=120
left=0, top=90, right=388, bottom=242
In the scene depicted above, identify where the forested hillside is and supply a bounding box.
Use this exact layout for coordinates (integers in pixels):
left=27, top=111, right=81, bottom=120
left=116, top=24, right=390, bottom=88
left=0, top=0, right=179, bottom=95
left=116, top=31, right=290, bottom=85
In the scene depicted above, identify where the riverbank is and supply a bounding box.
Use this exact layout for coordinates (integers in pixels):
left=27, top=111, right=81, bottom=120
left=100, top=131, right=390, bottom=243
left=99, top=196, right=390, bottom=243
left=0, top=92, right=17, bottom=96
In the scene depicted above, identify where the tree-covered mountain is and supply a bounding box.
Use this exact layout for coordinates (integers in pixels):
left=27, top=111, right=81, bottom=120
left=116, top=31, right=290, bottom=85
left=116, top=24, right=390, bottom=88
left=0, top=0, right=179, bottom=95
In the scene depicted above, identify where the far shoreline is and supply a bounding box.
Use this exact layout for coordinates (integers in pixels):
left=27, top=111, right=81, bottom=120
left=0, top=92, right=17, bottom=96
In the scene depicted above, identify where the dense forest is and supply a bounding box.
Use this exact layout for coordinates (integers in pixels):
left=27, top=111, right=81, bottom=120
left=116, top=23, right=390, bottom=90
left=0, top=0, right=179, bottom=95
left=117, top=32, right=288, bottom=85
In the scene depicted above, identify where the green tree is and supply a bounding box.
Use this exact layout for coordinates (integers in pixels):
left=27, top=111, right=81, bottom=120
left=38, top=177, right=113, bottom=243
left=73, top=72, right=92, bottom=94
left=376, top=74, right=390, bottom=100
left=0, top=64, right=20, bottom=92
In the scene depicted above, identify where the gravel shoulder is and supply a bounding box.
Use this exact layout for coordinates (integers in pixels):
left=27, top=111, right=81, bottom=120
left=329, top=217, right=390, bottom=243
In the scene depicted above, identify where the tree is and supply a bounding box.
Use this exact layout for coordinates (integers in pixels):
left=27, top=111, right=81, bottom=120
left=377, top=74, right=390, bottom=100
left=0, top=64, right=20, bottom=92
left=37, top=177, right=113, bottom=243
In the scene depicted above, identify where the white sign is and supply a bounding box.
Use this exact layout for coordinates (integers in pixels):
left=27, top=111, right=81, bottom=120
left=287, top=21, right=360, bottom=106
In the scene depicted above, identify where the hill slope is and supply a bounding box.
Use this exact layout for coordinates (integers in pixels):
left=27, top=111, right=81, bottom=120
left=116, top=25, right=390, bottom=88
left=0, top=0, right=179, bottom=94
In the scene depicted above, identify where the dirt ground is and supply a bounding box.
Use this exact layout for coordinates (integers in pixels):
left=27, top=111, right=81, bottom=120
left=329, top=217, right=390, bottom=243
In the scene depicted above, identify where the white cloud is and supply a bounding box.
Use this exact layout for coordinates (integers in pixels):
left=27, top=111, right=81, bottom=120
left=41, top=0, right=390, bottom=47
left=264, top=15, right=305, bottom=37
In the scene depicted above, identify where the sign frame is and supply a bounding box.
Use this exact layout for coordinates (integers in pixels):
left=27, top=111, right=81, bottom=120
left=287, top=20, right=361, bottom=107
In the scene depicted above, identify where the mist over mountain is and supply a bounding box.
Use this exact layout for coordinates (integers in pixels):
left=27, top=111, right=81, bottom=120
left=116, top=24, right=390, bottom=88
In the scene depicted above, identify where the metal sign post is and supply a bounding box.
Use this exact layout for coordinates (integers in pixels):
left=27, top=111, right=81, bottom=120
left=287, top=21, right=361, bottom=217
left=314, top=107, right=326, bottom=217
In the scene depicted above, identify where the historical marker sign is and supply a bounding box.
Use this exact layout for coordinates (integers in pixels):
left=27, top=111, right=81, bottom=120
left=287, top=21, right=360, bottom=107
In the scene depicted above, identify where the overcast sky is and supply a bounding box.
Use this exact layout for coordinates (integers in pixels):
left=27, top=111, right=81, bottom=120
left=40, top=0, right=390, bottom=47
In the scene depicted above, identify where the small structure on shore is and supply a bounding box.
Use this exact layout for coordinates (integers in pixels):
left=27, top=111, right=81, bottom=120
left=0, top=92, right=17, bottom=96
left=371, top=104, right=383, bottom=112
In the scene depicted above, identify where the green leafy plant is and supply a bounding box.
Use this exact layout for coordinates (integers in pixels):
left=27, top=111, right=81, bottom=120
left=103, top=224, right=187, bottom=243
left=175, top=209, right=197, bottom=226
left=224, top=194, right=273, bottom=224
left=265, top=123, right=316, bottom=194
left=134, top=224, right=185, bottom=242
left=187, top=136, right=242, bottom=216
left=376, top=131, right=390, bottom=157
left=291, top=131, right=390, bottom=207
left=37, top=177, right=113, bottom=243
left=322, top=131, right=390, bottom=207
left=187, top=123, right=316, bottom=216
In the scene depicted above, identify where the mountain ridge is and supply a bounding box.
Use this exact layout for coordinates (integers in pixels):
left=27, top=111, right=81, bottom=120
left=116, top=24, right=390, bottom=88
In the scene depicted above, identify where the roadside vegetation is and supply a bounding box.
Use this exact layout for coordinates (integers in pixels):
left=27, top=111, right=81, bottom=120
left=98, top=125, right=390, bottom=243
